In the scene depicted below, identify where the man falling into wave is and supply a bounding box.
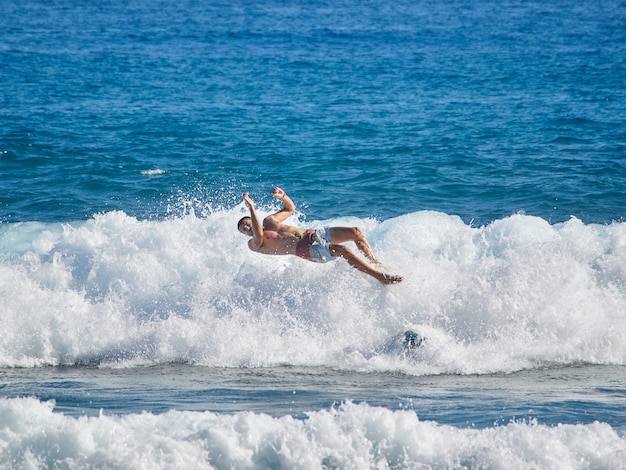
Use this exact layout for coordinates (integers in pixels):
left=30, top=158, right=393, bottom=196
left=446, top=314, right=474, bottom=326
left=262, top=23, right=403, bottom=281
left=238, top=187, right=402, bottom=284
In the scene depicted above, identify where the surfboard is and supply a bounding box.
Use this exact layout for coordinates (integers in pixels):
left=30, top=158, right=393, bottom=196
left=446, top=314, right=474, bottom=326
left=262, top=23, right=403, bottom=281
left=381, top=326, right=428, bottom=356
left=402, top=329, right=426, bottom=350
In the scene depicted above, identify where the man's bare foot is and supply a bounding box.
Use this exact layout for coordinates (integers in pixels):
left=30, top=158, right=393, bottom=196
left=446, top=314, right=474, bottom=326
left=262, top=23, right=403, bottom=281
left=380, top=273, right=403, bottom=285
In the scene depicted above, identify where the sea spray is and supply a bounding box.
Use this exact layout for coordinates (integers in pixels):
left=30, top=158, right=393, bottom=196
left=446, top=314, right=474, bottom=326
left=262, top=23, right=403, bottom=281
left=0, top=209, right=625, bottom=372
left=0, top=398, right=623, bottom=469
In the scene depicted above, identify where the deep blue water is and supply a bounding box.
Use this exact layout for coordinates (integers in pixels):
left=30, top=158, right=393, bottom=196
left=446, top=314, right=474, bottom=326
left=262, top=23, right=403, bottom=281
left=2, top=0, right=625, bottom=225
left=1, top=1, right=626, bottom=468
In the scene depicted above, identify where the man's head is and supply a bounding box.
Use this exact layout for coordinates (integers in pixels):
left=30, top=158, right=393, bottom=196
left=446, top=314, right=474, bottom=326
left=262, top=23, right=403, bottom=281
left=237, top=216, right=253, bottom=236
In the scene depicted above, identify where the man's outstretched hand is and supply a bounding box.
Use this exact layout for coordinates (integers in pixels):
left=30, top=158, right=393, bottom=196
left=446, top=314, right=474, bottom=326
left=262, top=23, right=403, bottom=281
left=243, top=192, right=255, bottom=209
left=272, top=187, right=286, bottom=200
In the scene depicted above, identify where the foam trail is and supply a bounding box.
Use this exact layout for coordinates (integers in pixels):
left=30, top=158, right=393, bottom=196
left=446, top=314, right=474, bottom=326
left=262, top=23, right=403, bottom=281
left=0, top=209, right=625, bottom=373
left=0, top=398, right=623, bottom=469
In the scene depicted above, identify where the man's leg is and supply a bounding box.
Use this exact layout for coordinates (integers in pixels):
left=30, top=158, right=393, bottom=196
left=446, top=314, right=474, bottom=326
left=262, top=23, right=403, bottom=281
left=329, top=244, right=402, bottom=285
left=328, top=227, right=381, bottom=265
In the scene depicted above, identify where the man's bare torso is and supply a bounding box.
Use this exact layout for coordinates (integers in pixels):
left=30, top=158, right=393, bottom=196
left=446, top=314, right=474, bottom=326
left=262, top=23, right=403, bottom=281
left=248, top=221, right=306, bottom=256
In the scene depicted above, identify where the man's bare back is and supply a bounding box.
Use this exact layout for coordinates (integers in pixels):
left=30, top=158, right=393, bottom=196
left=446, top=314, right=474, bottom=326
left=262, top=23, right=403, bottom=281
left=238, top=187, right=402, bottom=285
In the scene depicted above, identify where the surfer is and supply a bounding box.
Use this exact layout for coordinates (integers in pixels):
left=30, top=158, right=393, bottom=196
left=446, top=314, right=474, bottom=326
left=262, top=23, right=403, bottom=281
left=238, top=187, right=402, bottom=284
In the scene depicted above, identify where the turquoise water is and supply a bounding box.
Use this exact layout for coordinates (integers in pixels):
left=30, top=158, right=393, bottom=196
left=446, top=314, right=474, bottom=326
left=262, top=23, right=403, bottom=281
left=1, top=0, right=626, bottom=468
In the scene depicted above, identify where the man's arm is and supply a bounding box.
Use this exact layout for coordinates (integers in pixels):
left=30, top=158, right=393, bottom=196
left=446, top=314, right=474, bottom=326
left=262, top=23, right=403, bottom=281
left=263, top=187, right=296, bottom=228
left=243, top=193, right=264, bottom=250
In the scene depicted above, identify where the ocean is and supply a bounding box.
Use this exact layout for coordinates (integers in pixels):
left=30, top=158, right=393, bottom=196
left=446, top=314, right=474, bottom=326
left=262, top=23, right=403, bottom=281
left=1, top=0, right=625, bottom=468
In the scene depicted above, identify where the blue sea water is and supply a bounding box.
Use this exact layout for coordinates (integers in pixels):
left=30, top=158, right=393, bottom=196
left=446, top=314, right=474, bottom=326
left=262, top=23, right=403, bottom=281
left=1, top=0, right=626, bottom=468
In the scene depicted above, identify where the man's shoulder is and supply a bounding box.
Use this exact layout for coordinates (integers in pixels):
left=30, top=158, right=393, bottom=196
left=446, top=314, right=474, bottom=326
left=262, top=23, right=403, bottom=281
left=262, top=217, right=281, bottom=231
left=248, top=238, right=263, bottom=251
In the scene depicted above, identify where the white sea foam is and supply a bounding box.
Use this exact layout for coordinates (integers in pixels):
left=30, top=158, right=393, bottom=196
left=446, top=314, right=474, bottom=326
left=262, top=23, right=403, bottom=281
left=140, top=168, right=166, bottom=176
left=0, top=208, right=625, bottom=372
left=0, top=398, right=623, bottom=470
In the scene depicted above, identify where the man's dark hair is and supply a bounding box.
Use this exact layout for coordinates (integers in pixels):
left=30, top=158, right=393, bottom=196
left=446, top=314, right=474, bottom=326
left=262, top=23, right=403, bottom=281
left=238, top=216, right=251, bottom=231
